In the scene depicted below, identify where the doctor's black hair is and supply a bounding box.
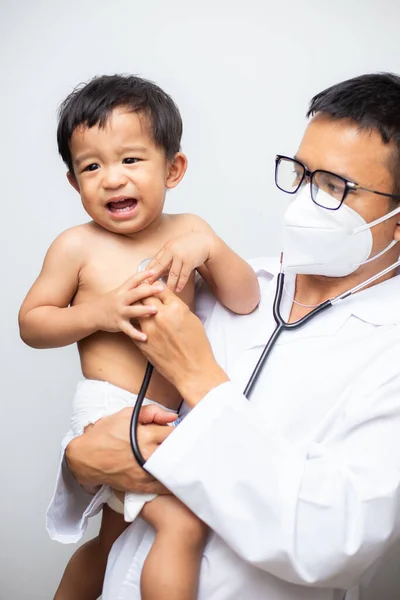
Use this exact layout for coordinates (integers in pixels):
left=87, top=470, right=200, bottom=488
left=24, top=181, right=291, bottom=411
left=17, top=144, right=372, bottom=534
left=307, top=72, right=400, bottom=197
left=57, top=74, right=183, bottom=174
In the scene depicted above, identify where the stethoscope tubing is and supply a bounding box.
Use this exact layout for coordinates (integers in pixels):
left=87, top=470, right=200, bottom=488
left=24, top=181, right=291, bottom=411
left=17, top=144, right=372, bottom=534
left=243, top=272, right=332, bottom=399
left=130, top=258, right=400, bottom=468
left=130, top=362, right=154, bottom=467
left=130, top=271, right=331, bottom=466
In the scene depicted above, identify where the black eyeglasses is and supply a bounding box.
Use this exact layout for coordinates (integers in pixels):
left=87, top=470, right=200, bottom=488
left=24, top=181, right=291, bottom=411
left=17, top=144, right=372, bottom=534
left=275, top=155, right=400, bottom=210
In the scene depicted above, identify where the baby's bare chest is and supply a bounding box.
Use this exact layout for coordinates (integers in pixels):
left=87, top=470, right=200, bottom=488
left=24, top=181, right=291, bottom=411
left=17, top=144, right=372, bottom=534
left=77, top=240, right=158, bottom=298
left=74, top=236, right=195, bottom=307
left=82, top=251, right=150, bottom=295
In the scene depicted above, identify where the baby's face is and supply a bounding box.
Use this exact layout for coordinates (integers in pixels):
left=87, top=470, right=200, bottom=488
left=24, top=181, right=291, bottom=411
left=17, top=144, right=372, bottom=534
left=68, top=108, right=172, bottom=236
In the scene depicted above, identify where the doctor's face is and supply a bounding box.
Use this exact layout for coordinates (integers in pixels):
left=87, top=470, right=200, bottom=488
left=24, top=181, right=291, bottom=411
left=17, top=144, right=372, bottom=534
left=295, top=113, right=400, bottom=261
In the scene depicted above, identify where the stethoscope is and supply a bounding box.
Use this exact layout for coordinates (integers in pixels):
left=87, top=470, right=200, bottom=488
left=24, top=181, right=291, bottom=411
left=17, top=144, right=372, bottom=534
left=130, top=255, right=400, bottom=467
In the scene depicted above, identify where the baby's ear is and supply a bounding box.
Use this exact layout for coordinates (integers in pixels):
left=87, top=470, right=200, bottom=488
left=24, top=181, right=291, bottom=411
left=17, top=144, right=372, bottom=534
left=166, top=152, right=188, bottom=189
left=67, top=171, right=80, bottom=193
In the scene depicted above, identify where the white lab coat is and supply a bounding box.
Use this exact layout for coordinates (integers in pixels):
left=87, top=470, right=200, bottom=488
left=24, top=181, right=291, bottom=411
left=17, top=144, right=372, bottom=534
left=52, top=258, right=400, bottom=599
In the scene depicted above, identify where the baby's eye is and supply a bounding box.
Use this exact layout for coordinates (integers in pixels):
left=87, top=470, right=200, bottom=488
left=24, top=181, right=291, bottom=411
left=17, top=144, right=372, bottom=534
left=123, top=158, right=140, bottom=164
left=83, top=163, right=99, bottom=172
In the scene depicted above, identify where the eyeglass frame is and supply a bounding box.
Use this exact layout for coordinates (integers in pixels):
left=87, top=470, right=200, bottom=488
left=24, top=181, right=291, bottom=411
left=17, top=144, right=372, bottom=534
left=275, top=154, right=400, bottom=211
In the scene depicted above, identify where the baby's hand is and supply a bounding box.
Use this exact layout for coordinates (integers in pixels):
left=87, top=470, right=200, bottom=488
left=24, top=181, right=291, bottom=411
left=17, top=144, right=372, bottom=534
left=147, top=229, right=216, bottom=292
left=93, top=270, right=164, bottom=341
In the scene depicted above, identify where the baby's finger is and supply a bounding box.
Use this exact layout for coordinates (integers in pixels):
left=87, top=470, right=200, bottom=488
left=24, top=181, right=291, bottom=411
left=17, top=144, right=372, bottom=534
left=126, top=304, right=158, bottom=319
left=125, top=282, right=165, bottom=305
left=147, top=252, right=172, bottom=282
left=139, top=285, right=173, bottom=306
left=124, top=270, right=156, bottom=290
left=176, top=264, right=192, bottom=293
left=166, top=257, right=182, bottom=291
left=121, top=322, right=147, bottom=342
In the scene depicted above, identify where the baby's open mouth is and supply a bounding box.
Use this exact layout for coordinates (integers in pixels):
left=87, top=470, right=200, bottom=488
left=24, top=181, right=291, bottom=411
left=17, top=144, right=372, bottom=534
left=107, top=198, right=138, bottom=213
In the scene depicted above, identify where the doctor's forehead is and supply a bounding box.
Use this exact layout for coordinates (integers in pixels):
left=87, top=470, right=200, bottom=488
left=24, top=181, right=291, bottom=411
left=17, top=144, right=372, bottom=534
left=295, top=113, right=393, bottom=183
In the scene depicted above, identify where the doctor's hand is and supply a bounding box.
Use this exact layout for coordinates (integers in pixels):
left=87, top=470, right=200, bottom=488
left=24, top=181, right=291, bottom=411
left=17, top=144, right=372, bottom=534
left=136, top=287, right=229, bottom=408
left=65, top=405, right=175, bottom=494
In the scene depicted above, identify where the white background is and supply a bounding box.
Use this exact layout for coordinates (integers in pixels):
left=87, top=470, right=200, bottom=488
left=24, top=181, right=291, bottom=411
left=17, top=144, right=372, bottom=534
left=1, top=0, right=400, bottom=597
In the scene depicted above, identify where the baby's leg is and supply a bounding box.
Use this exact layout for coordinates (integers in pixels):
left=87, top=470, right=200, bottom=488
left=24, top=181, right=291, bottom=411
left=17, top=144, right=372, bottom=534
left=140, top=495, right=208, bottom=600
left=53, top=503, right=128, bottom=600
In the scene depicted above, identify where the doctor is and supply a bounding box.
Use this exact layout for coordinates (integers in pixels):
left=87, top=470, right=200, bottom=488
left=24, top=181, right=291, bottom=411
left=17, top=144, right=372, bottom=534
left=65, top=73, right=400, bottom=599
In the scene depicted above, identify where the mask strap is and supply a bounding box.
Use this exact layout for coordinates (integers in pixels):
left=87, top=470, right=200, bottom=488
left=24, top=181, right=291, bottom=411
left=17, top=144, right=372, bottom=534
left=361, top=239, right=398, bottom=266
left=353, top=205, right=400, bottom=234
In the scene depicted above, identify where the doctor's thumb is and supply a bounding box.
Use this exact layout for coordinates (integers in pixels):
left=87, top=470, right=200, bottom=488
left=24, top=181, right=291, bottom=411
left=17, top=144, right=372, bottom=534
left=139, top=404, right=178, bottom=426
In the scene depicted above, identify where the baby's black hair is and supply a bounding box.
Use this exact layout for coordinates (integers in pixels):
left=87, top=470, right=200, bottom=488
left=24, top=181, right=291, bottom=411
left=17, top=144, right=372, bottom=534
left=57, top=74, right=183, bottom=173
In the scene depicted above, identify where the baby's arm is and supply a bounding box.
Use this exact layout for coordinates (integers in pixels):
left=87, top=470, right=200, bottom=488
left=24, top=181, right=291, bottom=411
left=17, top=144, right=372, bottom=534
left=19, top=227, right=162, bottom=348
left=19, top=228, right=92, bottom=348
left=197, top=228, right=260, bottom=315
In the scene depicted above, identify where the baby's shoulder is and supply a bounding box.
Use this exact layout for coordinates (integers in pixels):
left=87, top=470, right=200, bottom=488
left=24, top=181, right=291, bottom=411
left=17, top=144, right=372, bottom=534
left=47, top=222, right=108, bottom=265
left=165, top=212, right=212, bottom=233
left=51, top=222, right=96, bottom=251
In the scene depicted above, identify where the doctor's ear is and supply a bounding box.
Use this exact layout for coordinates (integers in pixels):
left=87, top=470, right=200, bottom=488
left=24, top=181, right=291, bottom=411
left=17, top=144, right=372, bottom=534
left=67, top=171, right=80, bottom=193
left=394, top=222, right=400, bottom=243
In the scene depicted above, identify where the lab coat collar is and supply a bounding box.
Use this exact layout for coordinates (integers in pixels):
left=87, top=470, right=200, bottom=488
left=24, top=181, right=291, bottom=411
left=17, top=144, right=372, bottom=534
left=245, top=258, right=400, bottom=350
left=341, top=272, right=400, bottom=326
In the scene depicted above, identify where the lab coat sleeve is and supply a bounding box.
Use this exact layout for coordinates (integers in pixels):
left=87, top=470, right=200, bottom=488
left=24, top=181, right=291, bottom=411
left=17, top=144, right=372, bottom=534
left=46, top=430, right=98, bottom=543
left=145, top=343, right=400, bottom=588
left=194, top=256, right=275, bottom=326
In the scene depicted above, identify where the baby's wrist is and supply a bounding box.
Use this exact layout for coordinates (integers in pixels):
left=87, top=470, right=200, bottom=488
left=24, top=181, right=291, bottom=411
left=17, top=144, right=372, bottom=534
left=206, top=233, right=223, bottom=264
left=86, top=298, right=105, bottom=333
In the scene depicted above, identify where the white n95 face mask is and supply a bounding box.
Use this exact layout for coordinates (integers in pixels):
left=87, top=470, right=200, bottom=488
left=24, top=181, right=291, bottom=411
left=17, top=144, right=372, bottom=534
left=283, top=185, right=400, bottom=277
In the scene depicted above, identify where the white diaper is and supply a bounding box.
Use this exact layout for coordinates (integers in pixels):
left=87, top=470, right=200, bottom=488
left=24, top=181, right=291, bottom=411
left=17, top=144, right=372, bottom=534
left=71, top=379, right=177, bottom=522
left=71, top=378, right=175, bottom=435
left=47, top=381, right=175, bottom=538
left=106, top=492, right=125, bottom=515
